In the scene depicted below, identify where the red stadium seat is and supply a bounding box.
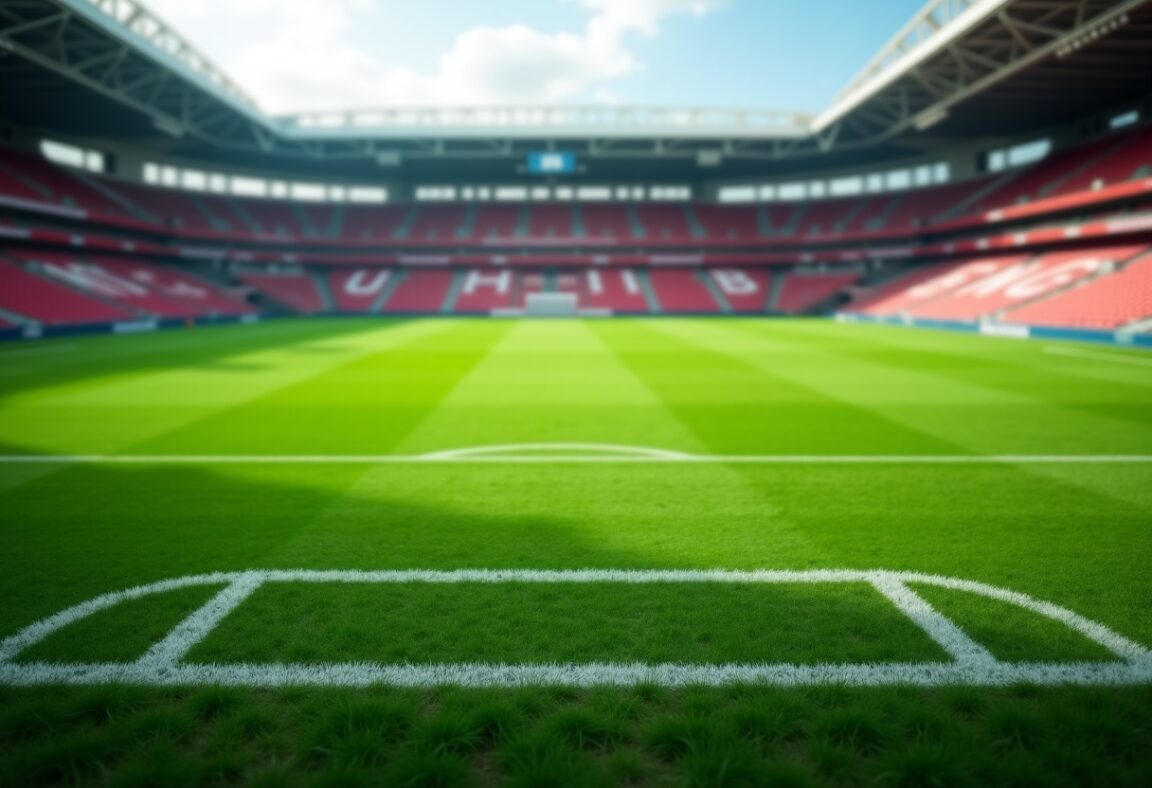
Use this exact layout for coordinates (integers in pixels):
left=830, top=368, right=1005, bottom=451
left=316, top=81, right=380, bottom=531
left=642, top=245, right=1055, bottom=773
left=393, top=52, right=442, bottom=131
left=1003, top=250, right=1152, bottom=329
left=0, top=259, right=132, bottom=325
left=905, top=247, right=1144, bottom=321
left=854, top=256, right=1028, bottom=317
left=708, top=269, right=773, bottom=312
left=380, top=269, right=454, bottom=313
left=329, top=269, right=393, bottom=312
left=237, top=271, right=326, bottom=313
left=453, top=269, right=517, bottom=311
left=775, top=272, right=858, bottom=312
left=581, top=269, right=650, bottom=312
left=648, top=269, right=723, bottom=312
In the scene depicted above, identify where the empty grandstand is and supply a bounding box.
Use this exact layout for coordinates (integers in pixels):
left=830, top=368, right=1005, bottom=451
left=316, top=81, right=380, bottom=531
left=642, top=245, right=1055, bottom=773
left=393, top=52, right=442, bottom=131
left=0, top=0, right=1148, bottom=341
left=2, top=2, right=1152, bottom=783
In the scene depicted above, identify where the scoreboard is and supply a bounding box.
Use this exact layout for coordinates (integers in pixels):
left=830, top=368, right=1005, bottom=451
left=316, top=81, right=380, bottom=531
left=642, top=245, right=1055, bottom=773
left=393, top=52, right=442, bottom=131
left=527, top=151, right=577, bottom=175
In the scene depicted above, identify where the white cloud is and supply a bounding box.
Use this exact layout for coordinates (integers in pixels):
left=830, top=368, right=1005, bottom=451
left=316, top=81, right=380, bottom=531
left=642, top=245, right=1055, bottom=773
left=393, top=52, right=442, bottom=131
left=143, top=0, right=722, bottom=112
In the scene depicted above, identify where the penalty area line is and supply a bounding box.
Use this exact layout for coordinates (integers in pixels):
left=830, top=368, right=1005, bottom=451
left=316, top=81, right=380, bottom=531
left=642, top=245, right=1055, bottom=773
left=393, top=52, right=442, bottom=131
left=0, top=454, right=1151, bottom=465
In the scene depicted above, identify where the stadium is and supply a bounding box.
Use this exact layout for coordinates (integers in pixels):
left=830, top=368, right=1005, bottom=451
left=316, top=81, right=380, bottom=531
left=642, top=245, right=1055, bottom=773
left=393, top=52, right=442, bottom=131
left=1, top=0, right=1151, bottom=784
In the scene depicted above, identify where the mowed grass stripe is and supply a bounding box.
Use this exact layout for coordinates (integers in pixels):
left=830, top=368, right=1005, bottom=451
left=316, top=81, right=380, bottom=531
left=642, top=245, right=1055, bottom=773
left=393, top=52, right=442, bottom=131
left=303, top=320, right=830, bottom=572
left=1, top=319, right=1149, bottom=647
left=122, top=319, right=506, bottom=456
left=392, top=320, right=708, bottom=455
left=760, top=321, right=1152, bottom=430
left=652, top=319, right=1152, bottom=456
left=187, top=581, right=948, bottom=665
left=710, top=320, right=1152, bottom=509
left=593, top=320, right=963, bottom=456
left=0, top=319, right=461, bottom=457
left=0, top=319, right=1150, bottom=785
left=15, top=584, right=227, bottom=664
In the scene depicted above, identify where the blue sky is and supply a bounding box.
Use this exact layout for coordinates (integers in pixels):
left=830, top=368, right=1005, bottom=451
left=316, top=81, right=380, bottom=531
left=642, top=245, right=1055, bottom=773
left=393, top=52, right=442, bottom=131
left=145, top=0, right=927, bottom=114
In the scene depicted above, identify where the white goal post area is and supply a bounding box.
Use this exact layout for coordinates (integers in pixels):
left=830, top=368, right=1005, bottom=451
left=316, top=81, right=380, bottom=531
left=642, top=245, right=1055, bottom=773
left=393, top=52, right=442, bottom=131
left=526, top=292, right=578, bottom=316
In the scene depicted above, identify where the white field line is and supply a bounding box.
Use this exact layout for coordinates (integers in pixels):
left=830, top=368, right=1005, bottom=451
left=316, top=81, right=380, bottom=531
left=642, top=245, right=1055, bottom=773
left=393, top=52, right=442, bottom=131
left=1, top=454, right=1151, bottom=465
left=1044, top=345, right=1152, bottom=368
left=134, top=576, right=264, bottom=670
left=0, top=344, right=76, bottom=361
left=422, top=443, right=692, bottom=460
left=869, top=576, right=996, bottom=665
left=1, top=569, right=1149, bottom=688
left=4, top=660, right=1151, bottom=688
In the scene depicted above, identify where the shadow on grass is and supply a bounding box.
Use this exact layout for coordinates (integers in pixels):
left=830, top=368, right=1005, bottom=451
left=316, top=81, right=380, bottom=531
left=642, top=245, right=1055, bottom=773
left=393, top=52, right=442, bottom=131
left=0, top=438, right=659, bottom=642
left=0, top=317, right=418, bottom=401
left=2, top=439, right=1152, bottom=785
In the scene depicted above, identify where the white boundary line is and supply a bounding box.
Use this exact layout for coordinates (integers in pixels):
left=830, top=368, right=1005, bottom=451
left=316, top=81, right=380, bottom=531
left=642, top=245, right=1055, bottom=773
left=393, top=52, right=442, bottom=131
left=6, top=661, right=1150, bottom=688
left=1, top=569, right=1148, bottom=688
left=134, top=576, right=263, bottom=670
left=869, top=575, right=996, bottom=665
left=422, top=443, right=692, bottom=460
left=0, top=344, right=76, bottom=361
left=1044, top=345, right=1152, bottom=368
left=1, top=452, right=1150, bottom=466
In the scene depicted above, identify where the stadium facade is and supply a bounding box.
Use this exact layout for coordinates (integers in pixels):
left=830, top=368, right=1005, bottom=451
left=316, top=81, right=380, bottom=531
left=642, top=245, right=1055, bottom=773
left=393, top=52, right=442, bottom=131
left=0, top=0, right=1150, bottom=343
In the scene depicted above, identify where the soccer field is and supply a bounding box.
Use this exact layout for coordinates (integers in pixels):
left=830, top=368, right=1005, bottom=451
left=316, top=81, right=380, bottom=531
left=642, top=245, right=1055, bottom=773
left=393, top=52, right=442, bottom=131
left=1, top=317, right=1151, bottom=786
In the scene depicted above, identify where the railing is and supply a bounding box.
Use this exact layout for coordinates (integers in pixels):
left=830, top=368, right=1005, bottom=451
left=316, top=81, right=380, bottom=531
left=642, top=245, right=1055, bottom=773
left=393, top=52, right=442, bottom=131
left=280, top=106, right=814, bottom=137
left=75, top=0, right=259, bottom=108
left=836, top=0, right=991, bottom=102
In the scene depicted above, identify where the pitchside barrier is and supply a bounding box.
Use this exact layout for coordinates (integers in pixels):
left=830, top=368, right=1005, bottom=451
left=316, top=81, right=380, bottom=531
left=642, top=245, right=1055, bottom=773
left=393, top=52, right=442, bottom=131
left=2, top=313, right=1150, bottom=346
left=836, top=313, right=1152, bottom=349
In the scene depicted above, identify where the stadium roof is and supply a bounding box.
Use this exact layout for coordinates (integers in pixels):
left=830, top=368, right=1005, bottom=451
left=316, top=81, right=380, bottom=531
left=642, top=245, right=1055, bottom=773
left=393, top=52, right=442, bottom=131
left=1, top=0, right=1150, bottom=180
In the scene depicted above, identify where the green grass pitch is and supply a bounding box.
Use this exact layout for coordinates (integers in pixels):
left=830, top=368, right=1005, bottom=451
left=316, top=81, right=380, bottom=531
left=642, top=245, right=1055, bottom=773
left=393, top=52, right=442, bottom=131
left=1, top=317, right=1150, bottom=786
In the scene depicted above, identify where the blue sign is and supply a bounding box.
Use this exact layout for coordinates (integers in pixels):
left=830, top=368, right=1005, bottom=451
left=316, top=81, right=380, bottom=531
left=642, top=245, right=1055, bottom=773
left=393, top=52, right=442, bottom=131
left=527, top=151, right=577, bottom=174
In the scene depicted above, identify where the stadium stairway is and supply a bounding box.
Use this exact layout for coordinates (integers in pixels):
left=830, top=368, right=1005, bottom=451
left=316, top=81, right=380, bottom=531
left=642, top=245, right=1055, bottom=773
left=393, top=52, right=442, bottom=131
left=291, top=203, right=318, bottom=237
left=393, top=205, right=421, bottom=239
left=637, top=270, right=662, bottom=313
left=775, top=271, right=861, bottom=314
left=866, top=195, right=898, bottom=232
left=0, top=160, right=52, bottom=200
left=456, top=204, right=478, bottom=239
left=698, top=270, right=733, bottom=313
left=440, top=270, right=466, bottom=313
left=570, top=203, right=586, bottom=237
left=682, top=205, right=707, bottom=239
left=933, top=171, right=1016, bottom=222
left=1119, top=315, right=1152, bottom=335
left=0, top=305, right=30, bottom=325
left=846, top=263, right=927, bottom=307
left=1037, top=136, right=1138, bottom=199
left=313, top=271, right=337, bottom=312
left=189, top=194, right=232, bottom=232
left=756, top=204, right=773, bottom=236
left=781, top=203, right=807, bottom=236
left=766, top=273, right=787, bottom=311
left=625, top=204, right=646, bottom=238
left=236, top=271, right=325, bottom=314
left=833, top=198, right=869, bottom=234
left=223, top=198, right=261, bottom=234
left=514, top=204, right=531, bottom=238
left=328, top=203, right=345, bottom=238
left=369, top=270, right=403, bottom=312
left=70, top=170, right=158, bottom=222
